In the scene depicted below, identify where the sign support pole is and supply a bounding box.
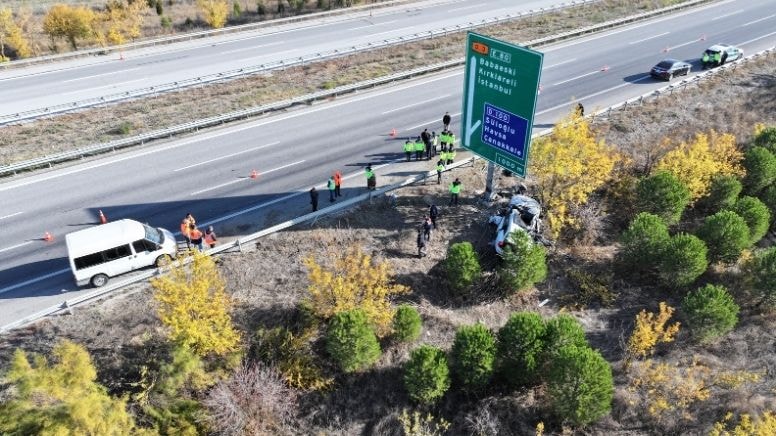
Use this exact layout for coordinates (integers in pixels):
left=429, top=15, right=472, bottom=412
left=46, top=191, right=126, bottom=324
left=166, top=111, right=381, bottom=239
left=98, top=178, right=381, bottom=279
left=484, top=161, right=496, bottom=200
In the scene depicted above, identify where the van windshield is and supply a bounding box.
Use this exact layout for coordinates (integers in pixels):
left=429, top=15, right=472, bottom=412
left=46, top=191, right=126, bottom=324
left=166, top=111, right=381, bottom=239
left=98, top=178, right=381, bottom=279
left=143, top=224, right=163, bottom=245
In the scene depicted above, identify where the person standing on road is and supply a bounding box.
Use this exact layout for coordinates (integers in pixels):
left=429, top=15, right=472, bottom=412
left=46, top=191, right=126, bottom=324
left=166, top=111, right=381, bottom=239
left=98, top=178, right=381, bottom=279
left=442, top=112, right=451, bottom=131
left=415, top=137, right=425, bottom=161
left=429, top=204, right=439, bottom=229
left=449, top=178, right=461, bottom=206
left=204, top=226, right=217, bottom=248
left=327, top=177, right=336, bottom=202
left=404, top=140, right=413, bottom=162
left=431, top=131, right=439, bottom=157
left=310, top=187, right=319, bottom=212
left=436, top=159, right=445, bottom=184
left=334, top=170, right=343, bottom=198
left=365, top=165, right=376, bottom=190
left=421, top=129, right=431, bottom=159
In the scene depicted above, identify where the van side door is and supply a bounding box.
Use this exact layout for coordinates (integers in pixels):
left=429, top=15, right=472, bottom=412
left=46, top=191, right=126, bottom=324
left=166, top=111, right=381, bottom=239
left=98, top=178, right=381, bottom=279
left=102, top=244, right=134, bottom=277
left=131, top=239, right=159, bottom=269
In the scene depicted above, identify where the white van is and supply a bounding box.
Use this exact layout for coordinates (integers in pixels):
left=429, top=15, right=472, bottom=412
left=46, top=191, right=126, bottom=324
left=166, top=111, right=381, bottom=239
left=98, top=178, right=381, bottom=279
left=65, top=219, right=177, bottom=287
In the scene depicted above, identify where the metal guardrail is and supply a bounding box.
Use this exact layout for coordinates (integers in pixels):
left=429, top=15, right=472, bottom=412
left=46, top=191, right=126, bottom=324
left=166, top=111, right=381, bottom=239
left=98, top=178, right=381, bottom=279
left=0, top=0, right=709, bottom=126
left=3, top=45, right=773, bottom=333
left=0, top=0, right=715, bottom=175
left=0, top=0, right=436, bottom=70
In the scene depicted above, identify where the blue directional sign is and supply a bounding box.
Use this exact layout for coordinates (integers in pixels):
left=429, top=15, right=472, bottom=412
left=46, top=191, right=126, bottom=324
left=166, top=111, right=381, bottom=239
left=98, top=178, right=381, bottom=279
left=461, top=32, right=543, bottom=177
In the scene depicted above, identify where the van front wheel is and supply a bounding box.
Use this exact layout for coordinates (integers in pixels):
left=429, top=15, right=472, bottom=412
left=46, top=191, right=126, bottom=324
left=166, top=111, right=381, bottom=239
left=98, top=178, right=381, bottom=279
left=91, top=274, right=109, bottom=287
left=155, top=254, right=172, bottom=267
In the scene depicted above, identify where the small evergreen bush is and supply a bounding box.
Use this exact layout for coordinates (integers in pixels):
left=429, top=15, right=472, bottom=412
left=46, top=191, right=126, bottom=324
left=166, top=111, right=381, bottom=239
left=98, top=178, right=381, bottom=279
left=544, top=314, right=587, bottom=353
left=743, top=247, right=776, bottom=308
left=326, top=309, right=381, bottom=373
left=496, top=312, right=546, bottom=387
left=404, top=345, right=450, bottom=404
left=697, top=210, right=750, bottom=264
left=682, top=284, right=739, bottom=342
left=753, top=126, right=776, bottom=154
left=498, top=231, right=547, bottom=293
left=702, top=175, right=742, bottom=212
left=657, top=233, right=708, bottom=288
left=444, top=242, right=481, bottom=293
left=451, top=324, right=496, bottom=391
left=547, top=345, right=614, bottom=426
left=619, top=212, right=669, bottom=273
left=731, top=196, right=772, bottom=245
left=636, top=171, right=691, bottom=225
left=743, top=146, right=776, bottom=194
left=392, top=305, right=422, bottom=343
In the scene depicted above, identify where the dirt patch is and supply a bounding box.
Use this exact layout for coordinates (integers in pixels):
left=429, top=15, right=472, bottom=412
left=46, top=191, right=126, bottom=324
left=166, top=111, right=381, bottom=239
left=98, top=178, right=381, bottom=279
left=0, top=0, right=692, bottom=165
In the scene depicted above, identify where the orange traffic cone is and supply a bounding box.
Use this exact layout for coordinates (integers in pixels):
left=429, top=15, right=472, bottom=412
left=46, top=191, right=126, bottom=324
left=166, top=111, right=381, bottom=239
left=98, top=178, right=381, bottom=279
left=99, top=209, right=107, bottom=224
left=43, top=231, right=53, bottom=242
left=600, top=65, right=610, bottom=72
left=250, top=169, right=259, bottom=179
left=390, top=128, right=397, bottom=137
left=662, top=46, right=670, bottom=53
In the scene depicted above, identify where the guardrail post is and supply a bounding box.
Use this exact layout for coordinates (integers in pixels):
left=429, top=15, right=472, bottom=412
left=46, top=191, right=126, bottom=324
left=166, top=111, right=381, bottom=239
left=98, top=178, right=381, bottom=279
left=237, top=239, right=242, bottom=252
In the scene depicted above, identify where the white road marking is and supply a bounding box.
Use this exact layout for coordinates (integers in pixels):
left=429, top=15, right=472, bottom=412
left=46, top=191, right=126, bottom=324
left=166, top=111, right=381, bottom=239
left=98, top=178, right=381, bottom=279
left=350, top=19, right=398, bottom=31
left=711, top=9, right=743, bottom=21
left=536, top=74, right=651, bottom=116
left=404, top=112, right=461, bottom=131
left=61, top=68, right=141, bottom=83
left=628, top=31, right=670, bottom=44
left=553, top=69, right=601, bottom=86
left=189, top=160, right=305, bottom=196
left=742, top=14, right=775, bottom=26
left=0, top=70, right=463, bottom=194
left=173, top=141, right=280, bottom=171
left=61, top=78, right=147, bottom=95
left=738, top=30, right=776, bottom=46
left=369, top=26, right=417, bottom=37
left=0, top=212, right=23, bottom=220
left=667, top=38, right=703, bottom=51
left=0, top=268, right=70, bottom=296
left=0, top=241, right=33, bottom=254
left=382, top=94, right=450, bottom=114
left=544, top=58, right=577, bottom=69
left=220, top=41, right=285, bottom=55
left=449, top=4, right=485, bottom=12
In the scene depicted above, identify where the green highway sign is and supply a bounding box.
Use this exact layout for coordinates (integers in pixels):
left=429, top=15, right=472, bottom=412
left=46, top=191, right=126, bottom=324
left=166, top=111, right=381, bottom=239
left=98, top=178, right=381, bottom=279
left=461, top=32, right=543, bottom=177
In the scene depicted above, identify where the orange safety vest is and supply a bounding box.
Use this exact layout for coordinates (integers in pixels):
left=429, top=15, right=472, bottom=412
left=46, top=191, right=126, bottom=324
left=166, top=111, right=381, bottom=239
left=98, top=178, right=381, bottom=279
left=180, top=221, right=190, bottom=237
left=334, top=171, right=342, bottom=185
left=204, top=232, right=216, bottom=245
left=189, top=228, right=203, bottom=241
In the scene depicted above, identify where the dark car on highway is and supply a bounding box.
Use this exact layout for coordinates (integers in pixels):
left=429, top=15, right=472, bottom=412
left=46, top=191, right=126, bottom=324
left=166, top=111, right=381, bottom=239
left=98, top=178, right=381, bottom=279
left=650, top=59, right=692, bottom=81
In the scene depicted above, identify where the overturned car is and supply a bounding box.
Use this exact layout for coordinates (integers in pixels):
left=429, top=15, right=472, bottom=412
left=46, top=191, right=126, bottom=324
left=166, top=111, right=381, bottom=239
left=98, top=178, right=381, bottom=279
left=488, top=195, right=546, bottom=256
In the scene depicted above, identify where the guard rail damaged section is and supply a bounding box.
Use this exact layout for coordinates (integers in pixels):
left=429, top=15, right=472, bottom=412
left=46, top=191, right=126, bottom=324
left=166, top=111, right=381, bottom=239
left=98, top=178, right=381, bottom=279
left=0, top=0, right=709, bottom=126
left=2, top=44, right=772, bottom=333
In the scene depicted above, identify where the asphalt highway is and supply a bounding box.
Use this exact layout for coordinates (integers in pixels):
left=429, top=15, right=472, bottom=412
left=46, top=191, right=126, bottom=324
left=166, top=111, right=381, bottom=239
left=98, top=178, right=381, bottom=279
left=0, top=0, right=568, bottom=117
left=1, top=0, right=775, bottom=328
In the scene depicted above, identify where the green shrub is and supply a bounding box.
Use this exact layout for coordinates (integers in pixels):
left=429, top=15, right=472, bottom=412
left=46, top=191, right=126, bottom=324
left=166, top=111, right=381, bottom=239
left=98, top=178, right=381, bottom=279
left=753, top=126, right=776, bottom=154
left=155, top=1, right=163, bottom=15
left=565, top=269, right=616, bottom=307
left=326, top=309, right=381, bottom=373
left=232, top=1, right=241, bottom=16
left=253, top=327, right=331, bottom=391
left=702, top=175, right=742, bottom=212
left=451, top=324, right=496, bottom=391
left=743, top=146, right=776, bottom=194
left=697, top=210, right=750, bottom=264
left=544, top=314, right=587, bottom=353
left=393, top=305, right=422, bottom=343
left=731, top=196, right=771, bottom=245
left=636, top=171, right=691, bottom=225
left=619, top=212, right=669, bottom=273
left=760, top=185, right=776, bottom=225
left=743, top=247, right=776, bottom=308
left=657, top=233, right=708, bottom=288
left=444, top=242, right=481, bottom=293
left=496, top=312, right=546, bottom=387
left=682, top=284, right=739, bottom=342
left=160, top=15, right=172, bottom=29
left=547, top=345, right=614, bottom=426
left=404, top=345, right=450, bottom=404
left=257, top=0, right=266, bottom=15
left=498, top=231, right=547, bottom=293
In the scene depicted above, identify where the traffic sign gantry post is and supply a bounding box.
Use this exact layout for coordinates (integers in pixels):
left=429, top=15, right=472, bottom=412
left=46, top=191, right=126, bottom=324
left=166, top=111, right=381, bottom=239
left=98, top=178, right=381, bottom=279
left=461, top=32, right=543, bottom=188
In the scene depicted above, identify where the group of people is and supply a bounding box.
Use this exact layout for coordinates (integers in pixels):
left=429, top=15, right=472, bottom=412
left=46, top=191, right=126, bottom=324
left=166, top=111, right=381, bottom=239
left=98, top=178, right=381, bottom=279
left=416, top=204, right=440, bottom=257
left=403, top=129, right=457, bottom=162
left=180, top=213, right=217, bottom=250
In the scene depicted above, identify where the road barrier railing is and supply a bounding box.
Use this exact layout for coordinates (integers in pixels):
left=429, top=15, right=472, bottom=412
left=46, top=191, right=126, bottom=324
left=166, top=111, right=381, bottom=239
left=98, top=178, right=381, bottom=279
left=0, top=0, right=711, bottom=126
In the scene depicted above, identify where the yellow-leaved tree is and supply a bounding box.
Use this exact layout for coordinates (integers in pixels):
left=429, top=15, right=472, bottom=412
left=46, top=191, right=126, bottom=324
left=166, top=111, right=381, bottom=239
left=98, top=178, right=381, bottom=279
left=626, top=302, right=680, bottom=364
left=0, top=340, right=145, bottom=435
left=711, top=411, right=776, bottom=436
left=100, top=0, right=146, bottom=46
left=655, top=130, right=744, bottom=202
left=152, top=251, right=241, bottom=356
left=304, top=245, right=410, bottom=337
left=528, top=111, right=619, bottom=238
left=43, top=4, right=98, bottom=50
left=0, top=7, right=32, bottom=60
left=197, top=0, right=229, bottom=28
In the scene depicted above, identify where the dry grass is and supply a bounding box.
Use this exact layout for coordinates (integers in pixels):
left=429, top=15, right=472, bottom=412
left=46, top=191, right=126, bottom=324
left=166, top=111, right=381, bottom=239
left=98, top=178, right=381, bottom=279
left=2, top=0, right=695, bottom=165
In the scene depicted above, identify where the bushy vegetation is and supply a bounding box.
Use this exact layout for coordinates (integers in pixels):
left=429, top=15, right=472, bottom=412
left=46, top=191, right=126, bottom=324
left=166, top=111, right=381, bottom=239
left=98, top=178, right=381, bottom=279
left=619, top=212, right=669, bottom=273
left=547, top=345, right=614, bottom=426
left=656, top=233, right=708, bottom=288
left=636, top=171, right=691, bottom=225
left=443, top=242, right=481, bottom=293
left=544, top=314, right=588, bottom=353
left=697, top=210, right=751, bottom=264
left=730, top=196, right=772, bottom=245
left=761, top=185, right=776, bottom=222
left=404, top=345, right=451, bottom=405
left=326, top=309, right=381, bottom=373
left=393, top=304, right=422, bottom=343
left=682, top=284, right=739, bottom=342
left=742, top=146, right=776, bottom=194
left=496, top=312, right=547, bottom=388
left=451, top=324, right=496, bottom=391
left=743, top=247, right=776, bottom=308
left=702, top=175, right=742, bottom=212
left=498, top=230, right=548, bottom=293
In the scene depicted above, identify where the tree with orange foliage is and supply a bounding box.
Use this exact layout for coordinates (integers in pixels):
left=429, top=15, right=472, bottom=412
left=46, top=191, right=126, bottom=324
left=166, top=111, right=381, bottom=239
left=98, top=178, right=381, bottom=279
left=43, top=4, right=97, bottom=50
left=197, top=0, right=229, bottom=28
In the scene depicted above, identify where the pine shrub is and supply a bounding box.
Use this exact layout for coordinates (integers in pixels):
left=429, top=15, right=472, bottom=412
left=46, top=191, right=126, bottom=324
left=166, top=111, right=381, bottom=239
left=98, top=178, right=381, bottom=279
left=444, top=242, right=481, bottom=293
left=619, top=212, right=669, bottom=273
left=743, top=247, right=776, bottom=308
left=760, top=185, right=776, bottom=225
left=657, top=233, right=708, bottom=288
left=703, top=175, right=742, bottom=212
left=731, top=196, right=772, bottom=245
left=544, top=314, right=587, bottom=353
left=697, top=210, right=750, bottom=264
left=547, top=345, right=614, bottom=426
left=753, top=126, right=776, bottom=154
left=326, top=309, right=381, bottom=373
left=498, top=230, right=547, bottom=293
left=404, top=345, right=450, bottom=404
left=496, top=312, right=546, bottom=387
left=451, top=324, right=496, bottom=391
left=393, top=305, right=422, bottom=343
left=743, top=146, right=776, bottom=194
left=636, top=171, right=691, bottom=225
left=682, top=284, right=739, bottom=342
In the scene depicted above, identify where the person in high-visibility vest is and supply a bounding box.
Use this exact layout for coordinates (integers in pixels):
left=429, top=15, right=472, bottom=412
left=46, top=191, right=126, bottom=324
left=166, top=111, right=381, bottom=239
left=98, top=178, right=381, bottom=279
left=333, top=170, right=343, bottom=198
left=702, top=51, right=710, bottom=69
left=327, top=177, right=336, bottom=202
left=431, top=132, right=439, bottom=156
left=436, top=159, right=446, bottom=184
left=713, top=51, right=721, bottom=66
left=414, top=137, right=425, bottom=161
left=365, top=166, right=376, bottom=190
left=449, top=178, right=462, bottom=206
left=204, top=226, right=217, bottom=248
left=180, top=213, right=194, bottom=248
left=189, top=224, right=204, bottom=250
left=404, top=140, right=413, bottom=162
